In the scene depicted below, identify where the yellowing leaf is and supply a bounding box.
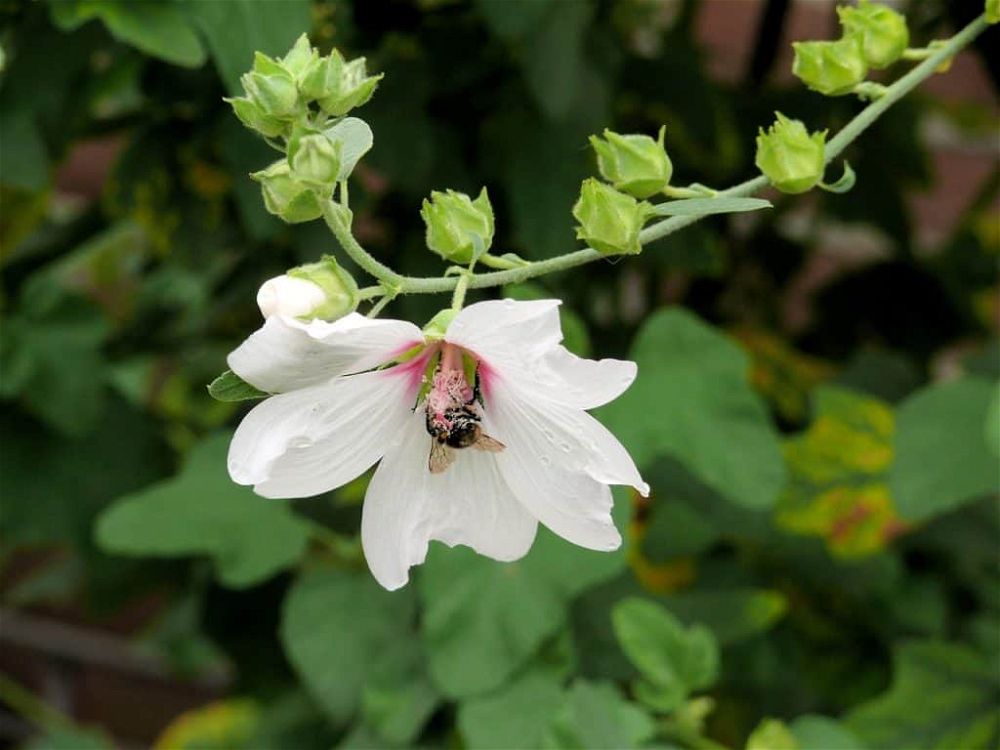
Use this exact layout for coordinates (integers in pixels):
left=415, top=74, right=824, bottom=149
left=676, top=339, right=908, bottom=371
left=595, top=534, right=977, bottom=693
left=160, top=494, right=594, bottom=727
left=153, top=699, right=259, bottom=750
left=776, top=387, right=907, bottom=556
left=734, top=328, right=834, bottom=423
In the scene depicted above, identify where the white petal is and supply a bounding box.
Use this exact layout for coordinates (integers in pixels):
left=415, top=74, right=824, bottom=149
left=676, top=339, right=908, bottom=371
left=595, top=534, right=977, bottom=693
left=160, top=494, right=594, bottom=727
left=228, top=366, right=418, bottom=498
left=445, top=299, right=562, bottom=369
left=482, top=393, right=622, bottom=552
left=227, top=312, right=423, bottom=393
left=361, top=409, right=537, bottom=591
left=489, top=376, right=648, bottom=496
left=256, top=275, right=327, bottom=319
left=518, top=346, right=639, bottom=410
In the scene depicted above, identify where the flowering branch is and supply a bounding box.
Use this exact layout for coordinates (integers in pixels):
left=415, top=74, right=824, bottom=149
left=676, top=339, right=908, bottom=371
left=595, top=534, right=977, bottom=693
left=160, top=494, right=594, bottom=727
left=312, top=13, right=988, bottom=303
left=223, top=8, right=991, bottom=323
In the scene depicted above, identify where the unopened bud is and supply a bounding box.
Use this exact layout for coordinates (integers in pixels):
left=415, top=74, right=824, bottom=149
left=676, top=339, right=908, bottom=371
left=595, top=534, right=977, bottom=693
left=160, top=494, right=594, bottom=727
left=302, top=49, right=382, bottom=116
left=241, top=52, right=299, bottom=118
left=838, top=1, right=909, bottom=69
left=986, top=0, right=999, bottom=24
left=281, top=34, right=318, bottom=81
left=590, top=126, right=673, bottom=199
left=792, top=36, right=868, bottom=96
left=289, top=132, right=342, bottom=187
left=227, top=96, right=286, bottom=138
left=572, top=178, right=651, bottom=256
left=755, top=113, right=826, bottom=194
left=421, top=188, right=494, bottom=264
left=251, top=160, right=322, bottom=224
left=257, top=258, right=359, bottom=320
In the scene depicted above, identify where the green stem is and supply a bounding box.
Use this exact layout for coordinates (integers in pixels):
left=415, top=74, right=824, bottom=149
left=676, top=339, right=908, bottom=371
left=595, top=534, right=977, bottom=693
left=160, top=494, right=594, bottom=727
left=320, top=15, right=987, bottom=297
left=367, top=292, right=396, bottom=318
left=0, top=673, right=74, bottom=732
left=357, top=284, right=384, bottom=301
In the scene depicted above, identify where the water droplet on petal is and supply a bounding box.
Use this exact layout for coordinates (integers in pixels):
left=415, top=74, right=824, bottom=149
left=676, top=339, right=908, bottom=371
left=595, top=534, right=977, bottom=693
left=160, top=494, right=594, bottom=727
left=539, top=455, right=551, bottom=466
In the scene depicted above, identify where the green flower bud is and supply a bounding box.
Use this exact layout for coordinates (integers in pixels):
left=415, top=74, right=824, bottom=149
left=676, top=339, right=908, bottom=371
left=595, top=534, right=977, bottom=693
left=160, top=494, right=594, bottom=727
left=755, top=113, right=827, bottom=194
left=572, top=178, right=652, bottom=256
left=227, top=96, right=286, bottom=138
left=838, top=0, right=909, bottom=69
left=281, top=256, right=359, bottom=320
left=987, top=0, right=999, bottom=23
left=420, top=188, right=495, bottom=264
left=590, top=126, right=673, bottom=199
left=301, top=49, right=383, bottom=116
left=241, top=52, right=299, bottom=118
left=251, top=160, right=323, bottom=224
left=792, top=36, right=868, bottom=96
left=288, top=132, right=342, bottom=187
left=281, top=33, right=318, bottom=81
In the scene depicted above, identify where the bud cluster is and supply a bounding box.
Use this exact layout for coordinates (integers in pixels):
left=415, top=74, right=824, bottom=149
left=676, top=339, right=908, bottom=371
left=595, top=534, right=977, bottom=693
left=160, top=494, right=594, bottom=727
left=228, top=34, right=382, bottom=138
left=792, top=1, right=910, bottom=96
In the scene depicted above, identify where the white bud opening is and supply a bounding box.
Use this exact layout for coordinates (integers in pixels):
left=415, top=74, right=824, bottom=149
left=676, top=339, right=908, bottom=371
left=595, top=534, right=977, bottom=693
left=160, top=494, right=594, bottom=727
left=257, top=275, right=328, bottom=319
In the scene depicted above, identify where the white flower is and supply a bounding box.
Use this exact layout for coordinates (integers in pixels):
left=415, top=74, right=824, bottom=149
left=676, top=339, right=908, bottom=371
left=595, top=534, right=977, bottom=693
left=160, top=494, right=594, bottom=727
left=256, top=274, right=329, bottom=319
left=226, top=299, right=649, bottom=590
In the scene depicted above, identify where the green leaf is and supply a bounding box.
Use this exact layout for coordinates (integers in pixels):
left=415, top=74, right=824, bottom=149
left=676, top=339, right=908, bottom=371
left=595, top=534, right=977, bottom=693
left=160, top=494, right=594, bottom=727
left=51, top=0, right=206, bottom=68
left=182, top=0, right=312, bottom=94
left=611, top=598, right=719, bottom=712
left=280, top=566, right=422, bottom=728
left=458, top=669, right=566, bottom=750
left=545, top=680, right=656, bottom=750
left=776, top=386, right=903, bottom=557
left=208, top=370, right=268, bottom=402
left=3, top=298, right=109, bottom=437
left=845, top=641, right=1000, bottom=749
left=986, top=384, right=1000, bottom=458
left=324, top=117, right=375, bottom=182
left=746, top=718, right=798, bottom=750
left=891, top=377, right=998, bottom=521
left=1, top=396, right=169, bottom=550
left=26, top=726, right=115, bottom=750
left=0, top=110, right=48, bottom=191
left=598, top=308, right=786, bottom=510
left=664, top=589, right=788, bottom=646
left=789, top=715, right=867, bottom=750
left=96, top=433, right=310, bottom=587
left=650, top=197, right=772, bottom=217
left=362, top=675, right=439, bottom=747
left=419, top=526, right=624, bottom=698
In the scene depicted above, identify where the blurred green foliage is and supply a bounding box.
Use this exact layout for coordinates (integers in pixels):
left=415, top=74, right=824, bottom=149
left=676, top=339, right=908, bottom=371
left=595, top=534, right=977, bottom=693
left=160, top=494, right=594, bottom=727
left=1, top=0, right=998, bottom=748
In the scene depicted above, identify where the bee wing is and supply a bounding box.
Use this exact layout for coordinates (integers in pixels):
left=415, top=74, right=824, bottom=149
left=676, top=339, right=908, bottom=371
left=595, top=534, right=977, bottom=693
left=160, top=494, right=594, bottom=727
left=428, top=440, right=456, bottom=474
left=473, top=433, right=506, bottom=453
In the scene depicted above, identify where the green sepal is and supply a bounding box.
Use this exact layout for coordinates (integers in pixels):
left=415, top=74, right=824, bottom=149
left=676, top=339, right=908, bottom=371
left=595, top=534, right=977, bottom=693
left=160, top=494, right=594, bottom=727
left=208, top=370, right=268, bottom=402
left=818, top=161, right=856, bottom=194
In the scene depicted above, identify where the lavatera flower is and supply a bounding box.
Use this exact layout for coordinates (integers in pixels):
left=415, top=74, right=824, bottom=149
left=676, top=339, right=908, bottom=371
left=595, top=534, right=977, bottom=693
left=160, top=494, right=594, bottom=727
left=226, top=299, right=649, bottom=590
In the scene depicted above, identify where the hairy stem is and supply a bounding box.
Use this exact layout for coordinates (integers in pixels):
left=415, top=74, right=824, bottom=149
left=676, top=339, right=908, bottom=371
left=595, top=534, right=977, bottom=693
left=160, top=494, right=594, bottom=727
left=323, top=15, right=988, bottom=298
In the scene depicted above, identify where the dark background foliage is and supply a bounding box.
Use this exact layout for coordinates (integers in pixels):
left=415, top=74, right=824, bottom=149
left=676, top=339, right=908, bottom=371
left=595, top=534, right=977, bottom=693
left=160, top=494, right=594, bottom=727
left=0, top=1, right=997, bottom=748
